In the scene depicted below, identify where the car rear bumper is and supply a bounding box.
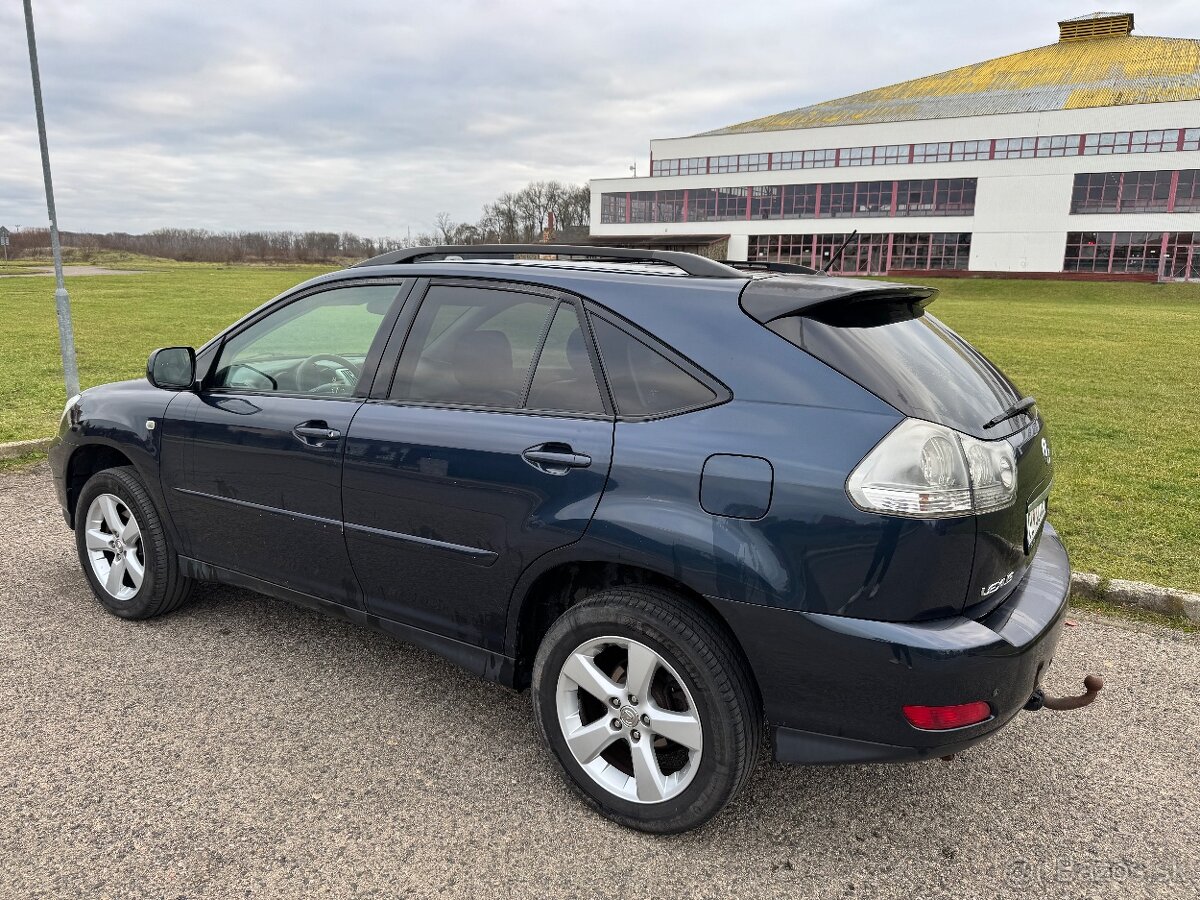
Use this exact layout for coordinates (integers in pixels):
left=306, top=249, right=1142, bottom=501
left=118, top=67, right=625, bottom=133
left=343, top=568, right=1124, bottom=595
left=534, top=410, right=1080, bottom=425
left=709, top=522, right=1071, bottom=764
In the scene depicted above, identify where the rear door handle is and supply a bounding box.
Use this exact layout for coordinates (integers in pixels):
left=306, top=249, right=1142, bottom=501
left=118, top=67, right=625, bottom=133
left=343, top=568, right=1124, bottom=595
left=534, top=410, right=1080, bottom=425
left=293, top=421, right=342, bottom=445
left=522, top=444, right=592, bottom=474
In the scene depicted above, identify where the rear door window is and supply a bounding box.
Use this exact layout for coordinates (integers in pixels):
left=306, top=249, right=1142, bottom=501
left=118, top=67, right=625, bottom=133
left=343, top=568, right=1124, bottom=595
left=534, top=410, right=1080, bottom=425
left=390, top=284, right=556, bottom=408
left=590, top=316, right=717, bottom=417
left=526, top=303, right=607, bottom=414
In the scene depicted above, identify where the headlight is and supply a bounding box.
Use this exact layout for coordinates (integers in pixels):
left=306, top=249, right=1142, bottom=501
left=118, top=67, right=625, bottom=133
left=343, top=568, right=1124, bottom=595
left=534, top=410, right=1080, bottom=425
left=848, top=418, right=1018, bottom=518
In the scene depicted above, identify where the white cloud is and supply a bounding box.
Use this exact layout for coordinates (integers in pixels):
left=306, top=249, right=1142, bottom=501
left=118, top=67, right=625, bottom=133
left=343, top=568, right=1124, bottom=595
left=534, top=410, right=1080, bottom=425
left=1, top=0, right=1196, bottom=236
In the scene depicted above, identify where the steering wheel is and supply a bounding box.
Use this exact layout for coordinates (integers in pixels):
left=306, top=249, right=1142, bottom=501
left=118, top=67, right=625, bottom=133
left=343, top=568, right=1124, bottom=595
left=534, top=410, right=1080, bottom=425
left=296, top=354, right=361, bottom=393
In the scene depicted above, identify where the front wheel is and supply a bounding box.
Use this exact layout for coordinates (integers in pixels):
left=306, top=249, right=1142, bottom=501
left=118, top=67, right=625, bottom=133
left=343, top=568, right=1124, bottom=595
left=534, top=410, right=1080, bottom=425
left=532, top=586, right=761, bottom=833
left=75, top=466, right=193, bottom=619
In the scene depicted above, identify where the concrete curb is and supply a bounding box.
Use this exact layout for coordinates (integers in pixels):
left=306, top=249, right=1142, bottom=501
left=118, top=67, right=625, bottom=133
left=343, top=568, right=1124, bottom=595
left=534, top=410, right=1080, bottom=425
left=1072, top=572, right=1200, bottom=624
left=0, top=437, right=51, bottom=460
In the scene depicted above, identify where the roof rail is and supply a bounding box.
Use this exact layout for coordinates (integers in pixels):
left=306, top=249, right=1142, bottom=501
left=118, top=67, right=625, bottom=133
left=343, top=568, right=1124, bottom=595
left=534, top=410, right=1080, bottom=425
left=351, top=244, right=746, bottom=279
left=718, top=259, right=823, bottom=276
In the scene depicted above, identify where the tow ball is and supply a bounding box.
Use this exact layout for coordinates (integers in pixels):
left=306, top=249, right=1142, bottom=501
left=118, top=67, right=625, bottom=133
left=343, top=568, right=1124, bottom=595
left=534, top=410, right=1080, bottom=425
left=939, top=676, right=1104, bottom=762
left=1024, top=674, right=1105, bottom=712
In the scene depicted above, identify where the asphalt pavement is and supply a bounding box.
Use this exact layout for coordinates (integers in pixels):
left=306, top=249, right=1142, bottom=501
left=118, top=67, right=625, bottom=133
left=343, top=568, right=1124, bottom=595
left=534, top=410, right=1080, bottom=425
left=2, top=463, right=1197, bottom=899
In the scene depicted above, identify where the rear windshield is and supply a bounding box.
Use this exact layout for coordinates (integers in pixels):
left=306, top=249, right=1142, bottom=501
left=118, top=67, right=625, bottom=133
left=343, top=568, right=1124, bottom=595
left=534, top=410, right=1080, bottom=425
left=767, top=305, right=1026, bottom=438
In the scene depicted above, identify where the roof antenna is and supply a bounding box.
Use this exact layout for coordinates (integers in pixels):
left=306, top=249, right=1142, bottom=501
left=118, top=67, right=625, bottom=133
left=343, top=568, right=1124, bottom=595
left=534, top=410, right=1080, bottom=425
left=822, top=230, right=859, bottom=273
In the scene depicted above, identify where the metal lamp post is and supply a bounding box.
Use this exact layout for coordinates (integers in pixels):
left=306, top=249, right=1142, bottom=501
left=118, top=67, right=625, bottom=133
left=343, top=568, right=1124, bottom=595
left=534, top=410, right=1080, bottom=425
left=23, top=0, right=80, bottom=399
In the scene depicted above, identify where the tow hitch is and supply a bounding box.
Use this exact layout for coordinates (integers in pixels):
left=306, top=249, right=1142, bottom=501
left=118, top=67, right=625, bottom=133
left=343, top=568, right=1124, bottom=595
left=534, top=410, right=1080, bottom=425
left=939, top=675, right=1105, bottom=761
left=1024, top=674, right=1105, bottom=712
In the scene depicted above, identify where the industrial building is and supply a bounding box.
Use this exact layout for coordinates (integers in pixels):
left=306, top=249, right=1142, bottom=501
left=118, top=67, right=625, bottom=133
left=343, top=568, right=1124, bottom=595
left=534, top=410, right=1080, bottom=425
left=588, top=12, right=1200, bottom=279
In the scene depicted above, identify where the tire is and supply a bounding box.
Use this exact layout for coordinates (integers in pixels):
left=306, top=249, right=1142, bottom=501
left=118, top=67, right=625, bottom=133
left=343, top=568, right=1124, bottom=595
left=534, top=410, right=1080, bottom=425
left=74, top=465, right=193, bottom=619
left=532, top=586, right=761, bottom=833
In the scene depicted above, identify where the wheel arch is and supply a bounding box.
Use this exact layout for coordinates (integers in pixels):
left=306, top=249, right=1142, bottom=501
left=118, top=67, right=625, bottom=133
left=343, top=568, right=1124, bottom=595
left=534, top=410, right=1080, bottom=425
left=507, top=556, right=760, bottom=704
left=64, top=442, right=137, bottom=527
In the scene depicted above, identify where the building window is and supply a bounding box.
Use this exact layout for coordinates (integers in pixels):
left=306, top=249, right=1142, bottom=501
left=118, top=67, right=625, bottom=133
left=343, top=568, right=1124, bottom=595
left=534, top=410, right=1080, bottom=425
left=841, top=147, right=871, bottom=167
left=713, top=187, right=748, bottom=219
left=600, top=192, right=627, bottom=224
left=749, top=232, right=971, bottom=274
left=1175, top=171, right=1200, bottom=213
left=775, top=149, right=837, bottom=170
left=629, top=191, right=657, bottom=223
left=750, top=186, right=781, bottom=219
left=821, top=181, right=892, bottom=217
left=648, top=126, right=1198, bottom=177
left=842, top=145, right=907, bottom=167
left=934, top=178, right=976, bottom=215
left=913, top=142, right=951, bottom=164
left=651, top=157, right=706, bottom=176
left=1166, top=232, right=1200, bottom=278
left=1070, top=170, right=1200, bottom=215
left=1118, top=170, right=1173, bottom=212
left=1064, top=232, right=1166, bottom=273
left=687, top=188, right=753, bottom=221
left=779, top=184, right=819, bottom=218
left=949, top=140, right=990, bottom=162
left=1080, top=131, right=1178, bottom=156
left=710, top=155, right=767, bottom=174
left=686, top=188, right=717, bottom=222
left=1070, top=172, right=1122, bottom=213
left=655, top=190, right=686, bottom=222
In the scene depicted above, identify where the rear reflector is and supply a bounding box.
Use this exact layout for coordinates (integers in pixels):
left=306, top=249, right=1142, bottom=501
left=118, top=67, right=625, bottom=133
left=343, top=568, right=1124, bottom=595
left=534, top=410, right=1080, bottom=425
left=903, top=701, right=991, bottom=731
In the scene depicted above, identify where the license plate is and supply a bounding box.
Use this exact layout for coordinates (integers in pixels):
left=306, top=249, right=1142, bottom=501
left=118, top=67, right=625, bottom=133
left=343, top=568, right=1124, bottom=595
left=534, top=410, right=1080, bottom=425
left=1025, top=494, right=1048, bottom=553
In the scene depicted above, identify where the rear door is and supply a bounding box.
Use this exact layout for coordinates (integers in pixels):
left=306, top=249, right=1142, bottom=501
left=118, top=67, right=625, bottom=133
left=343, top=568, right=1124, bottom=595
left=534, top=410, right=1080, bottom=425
left=341, top=280, right=614, bottom=649
left=167, top=280, right=411, bottom=606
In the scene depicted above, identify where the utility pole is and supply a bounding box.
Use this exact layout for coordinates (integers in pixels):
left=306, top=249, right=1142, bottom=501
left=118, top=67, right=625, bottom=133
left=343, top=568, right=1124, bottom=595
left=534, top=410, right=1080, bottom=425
left=24, top=0, right=79, bottom=398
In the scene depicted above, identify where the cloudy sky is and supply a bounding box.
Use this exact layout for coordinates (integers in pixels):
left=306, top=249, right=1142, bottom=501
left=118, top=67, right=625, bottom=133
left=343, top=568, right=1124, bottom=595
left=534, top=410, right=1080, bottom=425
left=2, top=0, right=1198, bottom=238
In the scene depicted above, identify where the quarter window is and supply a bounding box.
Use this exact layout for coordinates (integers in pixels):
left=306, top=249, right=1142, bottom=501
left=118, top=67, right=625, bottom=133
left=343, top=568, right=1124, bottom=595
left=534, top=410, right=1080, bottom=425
left=210, top=284, right=400, bottom=395
left=590, top=317, right=716, bottom=417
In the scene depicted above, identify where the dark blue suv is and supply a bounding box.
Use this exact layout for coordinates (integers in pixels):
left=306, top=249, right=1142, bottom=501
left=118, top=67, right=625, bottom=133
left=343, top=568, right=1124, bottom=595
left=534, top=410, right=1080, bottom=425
left=50, top=245, right=1071, bottom=832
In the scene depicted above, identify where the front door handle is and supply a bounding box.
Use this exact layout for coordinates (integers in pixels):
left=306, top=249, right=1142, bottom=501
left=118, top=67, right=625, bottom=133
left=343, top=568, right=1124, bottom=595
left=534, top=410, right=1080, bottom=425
left=522, top=444, right=592, bottom=474
left=293, top=421, right=342, bottom=445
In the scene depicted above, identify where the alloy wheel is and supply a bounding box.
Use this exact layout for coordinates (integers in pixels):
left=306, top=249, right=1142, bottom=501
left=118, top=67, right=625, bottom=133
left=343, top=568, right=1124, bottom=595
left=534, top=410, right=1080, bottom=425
left=555, top=635, right=704, bottom=804
left=83, top=493, right=145, bottom=601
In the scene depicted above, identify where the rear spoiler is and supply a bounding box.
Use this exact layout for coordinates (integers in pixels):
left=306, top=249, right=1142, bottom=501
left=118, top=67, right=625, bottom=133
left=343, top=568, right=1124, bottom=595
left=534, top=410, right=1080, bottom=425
left=739, top=275, right=937, bottom=323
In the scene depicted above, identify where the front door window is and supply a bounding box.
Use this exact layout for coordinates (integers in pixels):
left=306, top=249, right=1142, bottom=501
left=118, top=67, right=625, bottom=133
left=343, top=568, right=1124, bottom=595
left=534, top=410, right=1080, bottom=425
left=211, top=284, right=402, bottom=395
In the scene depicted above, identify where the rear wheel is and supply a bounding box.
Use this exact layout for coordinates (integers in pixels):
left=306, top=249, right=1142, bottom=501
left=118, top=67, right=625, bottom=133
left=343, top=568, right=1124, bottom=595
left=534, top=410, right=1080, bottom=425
left=75, top=466, right=192, bottom=619
left=532, top=586, right=760, bottom=833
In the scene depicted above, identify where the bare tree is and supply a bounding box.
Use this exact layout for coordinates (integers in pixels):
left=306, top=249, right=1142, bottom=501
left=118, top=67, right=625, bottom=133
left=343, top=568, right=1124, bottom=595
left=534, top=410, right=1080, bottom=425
left=2, top=180, right=590, bottom=263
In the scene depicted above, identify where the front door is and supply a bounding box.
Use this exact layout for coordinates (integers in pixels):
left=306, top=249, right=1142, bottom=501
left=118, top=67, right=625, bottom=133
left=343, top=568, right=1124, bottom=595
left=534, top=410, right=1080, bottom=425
left=341, top=281, right=615, bottom=649
left=166, top=280, right=410, bottom=605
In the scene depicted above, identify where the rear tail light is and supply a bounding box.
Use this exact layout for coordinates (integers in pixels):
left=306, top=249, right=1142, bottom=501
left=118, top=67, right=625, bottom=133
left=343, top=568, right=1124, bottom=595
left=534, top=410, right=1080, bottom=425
left=847, top=419, right=1017, bottom=519
left=903, top=701, right=992, bottom=730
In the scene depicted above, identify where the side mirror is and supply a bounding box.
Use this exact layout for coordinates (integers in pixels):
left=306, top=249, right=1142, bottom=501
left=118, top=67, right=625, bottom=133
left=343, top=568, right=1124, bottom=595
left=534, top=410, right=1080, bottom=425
left=147, top=346, right=196, bottom=390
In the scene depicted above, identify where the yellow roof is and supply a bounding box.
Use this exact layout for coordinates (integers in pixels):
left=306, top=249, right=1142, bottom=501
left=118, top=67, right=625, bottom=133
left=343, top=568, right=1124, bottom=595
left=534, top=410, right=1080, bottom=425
left=702, top=35, right=1200, bottom=135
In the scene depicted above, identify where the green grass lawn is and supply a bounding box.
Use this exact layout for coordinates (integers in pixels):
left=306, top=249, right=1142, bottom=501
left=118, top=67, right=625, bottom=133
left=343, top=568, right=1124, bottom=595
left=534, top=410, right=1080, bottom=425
left=906, top=277, right=1200, bottom=595
left=0, top=262, right=333, bottom=441
left=2, top=264, right=1197, bottom=592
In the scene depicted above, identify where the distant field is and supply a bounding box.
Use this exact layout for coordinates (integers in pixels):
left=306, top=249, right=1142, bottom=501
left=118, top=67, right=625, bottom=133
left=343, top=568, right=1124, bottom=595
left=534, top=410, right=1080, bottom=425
left=0, top=262, right=333, bottom=442
left=1, top=263, right=1197, bottom=592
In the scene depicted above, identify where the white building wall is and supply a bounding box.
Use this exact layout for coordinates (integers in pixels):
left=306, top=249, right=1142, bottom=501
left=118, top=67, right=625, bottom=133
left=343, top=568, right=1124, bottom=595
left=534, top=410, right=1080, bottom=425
left=590, top=100, right=1200, bottom=271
